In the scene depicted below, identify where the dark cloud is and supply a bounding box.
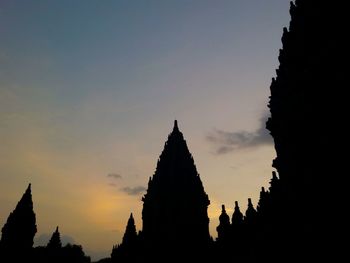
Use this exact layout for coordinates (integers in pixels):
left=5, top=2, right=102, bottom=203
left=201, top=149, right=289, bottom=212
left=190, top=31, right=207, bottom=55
left=120, top=186, right=146, bottom=196
left=206, top=114, right=273, bottom=154
left=107, top=173, right=122, bottom=179
left=108, top=182, right=117, bottom=187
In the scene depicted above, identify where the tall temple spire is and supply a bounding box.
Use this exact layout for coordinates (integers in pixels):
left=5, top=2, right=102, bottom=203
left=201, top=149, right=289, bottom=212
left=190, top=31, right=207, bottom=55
left=0, top=184, right=37, bottom=251
left=142, top=120, right=210, bottom=258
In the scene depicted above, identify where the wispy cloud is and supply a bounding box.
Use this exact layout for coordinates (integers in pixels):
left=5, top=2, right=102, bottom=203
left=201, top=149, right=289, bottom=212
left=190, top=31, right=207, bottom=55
left=107, top=173, right=122, bottom=179
left=120, top=186, right=146, bottom=196
left=206, top=114, right=273, bottom=154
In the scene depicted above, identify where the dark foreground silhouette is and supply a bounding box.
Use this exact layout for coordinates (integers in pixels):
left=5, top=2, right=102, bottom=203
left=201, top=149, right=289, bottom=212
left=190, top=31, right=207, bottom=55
left=1, top=0, right=346, bottom=262
left=0, top=184, right=90, bottom=263
left=111, top=120, right=212, bottom=263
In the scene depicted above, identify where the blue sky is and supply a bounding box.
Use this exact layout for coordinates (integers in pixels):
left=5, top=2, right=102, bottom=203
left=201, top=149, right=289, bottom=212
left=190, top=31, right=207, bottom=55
left=1, top=0, right=291, bottom=260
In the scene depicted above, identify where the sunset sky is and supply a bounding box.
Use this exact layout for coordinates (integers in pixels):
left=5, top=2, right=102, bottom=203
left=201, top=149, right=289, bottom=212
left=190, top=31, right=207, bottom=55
left=1, top=0, right=290, bottom=260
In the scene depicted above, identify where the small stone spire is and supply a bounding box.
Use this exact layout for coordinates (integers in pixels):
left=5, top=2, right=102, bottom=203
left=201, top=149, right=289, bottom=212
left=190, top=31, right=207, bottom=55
left=232, top=201, right=243, bottom=225
left=216, top=204, right=230, bottom=242
left=219, top=205, right=229, bottom=223
left=122, top=213, right=137, bottom=245
left=247, top=198, right=254, bottom=208
left=245, top=198, right=257, bottom=223
left=257, top=187, right=269, bottom=214
left=47, top=226, right=62, bottom=249
left=222, top=204, right=226, bottom=212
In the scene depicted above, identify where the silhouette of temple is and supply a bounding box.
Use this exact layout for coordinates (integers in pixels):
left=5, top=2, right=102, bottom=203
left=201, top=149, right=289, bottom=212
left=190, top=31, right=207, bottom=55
left=111, top=121, right=211, bottom=262
left=216, top=205, right=230, bottom=244
left=214, top=0, right=347, bottom=262
left=0, top=185, right=90, bottom=263
left=1, top=1, right=346, bottom=262
left=111, top=213, right=139, bottom=262
left=265, top=0, right=346, bottom=260
left=0, top=184, right=37, bottom=260
left=91, top=0, right=349, bottom=252
left=47, top=226, right=62, bottom=250
left=142, top=120, right=210, bottom=250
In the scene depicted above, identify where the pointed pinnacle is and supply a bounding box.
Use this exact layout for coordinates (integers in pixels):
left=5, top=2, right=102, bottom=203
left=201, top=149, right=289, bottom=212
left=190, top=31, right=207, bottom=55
left=221, top=204, right=226, bottom=212
left=173, top=120, right=179, bottom=131
left=25, top=183, right=32, bottom=195
left=248, top=198, right=253, bottom=206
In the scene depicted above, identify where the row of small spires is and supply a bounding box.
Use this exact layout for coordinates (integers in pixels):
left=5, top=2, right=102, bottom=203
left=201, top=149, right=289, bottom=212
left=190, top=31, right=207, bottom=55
left=24, top=179, right=262, bottom=239
left=123, top=197, right=257, bottom=236
left=219, top=198, right=256, bottom=223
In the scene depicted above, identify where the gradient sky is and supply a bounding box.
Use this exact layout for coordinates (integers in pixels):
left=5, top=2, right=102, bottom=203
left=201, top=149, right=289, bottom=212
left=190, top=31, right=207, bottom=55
left=0, top=0, right=291, bottom=260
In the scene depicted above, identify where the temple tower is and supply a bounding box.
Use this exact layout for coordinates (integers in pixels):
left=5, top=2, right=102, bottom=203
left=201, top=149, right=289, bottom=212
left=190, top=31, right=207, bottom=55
left=141, top=121, right=210, bottom=253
